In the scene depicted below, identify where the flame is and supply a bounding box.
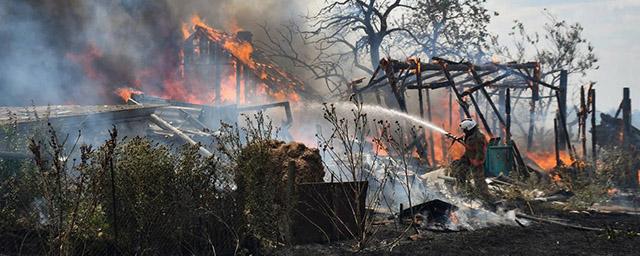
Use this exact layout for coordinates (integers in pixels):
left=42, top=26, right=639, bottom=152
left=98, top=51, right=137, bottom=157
left=115, top=87, right=143, bottom=102
left=526, top=151, right=573, bottom=171
left=223, top=40, right=255, bottom=69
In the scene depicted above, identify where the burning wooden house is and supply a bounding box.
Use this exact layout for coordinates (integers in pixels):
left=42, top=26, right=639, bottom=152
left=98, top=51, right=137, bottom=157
left=180, top=24, right=306, bottom=105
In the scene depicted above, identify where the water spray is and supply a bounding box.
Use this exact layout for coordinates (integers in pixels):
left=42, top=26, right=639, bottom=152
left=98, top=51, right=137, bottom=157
left=359, top=104, right=465, bottom=145
left=360, top=105, right=448, bottom=134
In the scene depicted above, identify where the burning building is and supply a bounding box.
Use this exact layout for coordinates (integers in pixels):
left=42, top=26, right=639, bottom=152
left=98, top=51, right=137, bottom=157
left=174, top=19, right=306, bottom=105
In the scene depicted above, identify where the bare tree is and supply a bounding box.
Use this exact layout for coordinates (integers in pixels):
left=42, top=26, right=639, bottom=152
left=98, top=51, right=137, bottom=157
left=258, top=0, right=422, bottom=102
left=257, top=21, right=353, bottom=98
left=491, top=10, right=598, bottom=86
left=304, top=0, right=420, bottom=73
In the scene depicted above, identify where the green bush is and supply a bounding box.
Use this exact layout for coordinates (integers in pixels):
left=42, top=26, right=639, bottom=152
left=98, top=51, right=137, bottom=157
left=0, top=111, right=297, bottom=255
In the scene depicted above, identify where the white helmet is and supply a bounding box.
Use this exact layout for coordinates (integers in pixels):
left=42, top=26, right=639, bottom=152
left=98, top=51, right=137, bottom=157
left=459, top=118, right=477, bottom=132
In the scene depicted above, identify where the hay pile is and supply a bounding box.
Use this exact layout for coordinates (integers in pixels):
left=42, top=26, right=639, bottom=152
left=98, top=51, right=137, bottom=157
left=267, top=140, right=325, bottom=183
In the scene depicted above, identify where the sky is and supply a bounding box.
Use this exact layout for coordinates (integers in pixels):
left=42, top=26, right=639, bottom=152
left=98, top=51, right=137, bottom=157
left=486, top=0, right=640, bottom=111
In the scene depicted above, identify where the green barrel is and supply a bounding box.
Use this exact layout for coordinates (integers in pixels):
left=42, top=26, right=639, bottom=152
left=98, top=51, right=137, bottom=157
left=484, top=145, right=514, bottom=177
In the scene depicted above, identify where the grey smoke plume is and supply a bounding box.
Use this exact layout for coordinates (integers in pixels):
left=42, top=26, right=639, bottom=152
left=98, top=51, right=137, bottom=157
left=0, top=0, right=302, bottom=106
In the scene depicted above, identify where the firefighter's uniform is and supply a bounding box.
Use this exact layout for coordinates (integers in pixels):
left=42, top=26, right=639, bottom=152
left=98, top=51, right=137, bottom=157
left=450, top=119, right=491, bottom=201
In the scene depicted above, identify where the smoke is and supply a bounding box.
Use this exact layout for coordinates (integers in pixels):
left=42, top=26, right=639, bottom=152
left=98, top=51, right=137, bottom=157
left=0, top=0, right=302, bottom=106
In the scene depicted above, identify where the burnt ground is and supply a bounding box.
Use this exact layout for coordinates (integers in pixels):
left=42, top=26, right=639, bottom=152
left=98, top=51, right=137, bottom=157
left=276, top=204, right=640, bottom=256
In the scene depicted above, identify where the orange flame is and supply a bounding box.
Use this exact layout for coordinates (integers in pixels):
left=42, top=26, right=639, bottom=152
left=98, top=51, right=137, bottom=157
left=223, top=40, right=255, bottom=69
left=115, top=87, right=143, bottom=102
left=526, top=151, right=573, bottom=171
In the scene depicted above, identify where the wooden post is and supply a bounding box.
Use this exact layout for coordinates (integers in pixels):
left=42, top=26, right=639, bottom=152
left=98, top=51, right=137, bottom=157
left=621, top=87, right=636, bottom=188
left=555, top=91, right=575, bottom=160
left=380, top=59, right=407, bottom=112
left=468, top=92, right=493, bottom=137
left=580, top=86, right=587, bottom=159
left=448, top=90, right=453, bottom=129
left=417, top=89, right=425, bottom=118
left=558, top=70, right=568, bottom=148
left=590, top=88, right=597, bottom=163
left=416, top=59, right=425, bottom=119
left=498, top=89, right=506, bottom=142
left=528, top=63, right=541, bottom=151
left=554, top=118, right=560, bottom=166
left=506, top=88, right=511, bottom=142
left=623, top=87, right=631, bottom=147
left=527, top=96, right=536, bottom=151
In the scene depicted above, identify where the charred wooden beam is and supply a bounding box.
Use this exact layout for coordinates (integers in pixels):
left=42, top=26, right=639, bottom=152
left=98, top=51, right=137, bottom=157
left=358, top=58, right=534, bottom=94
left=468, top=66, right=507, bottom=137
left=527, top=97, right=536, bottom=151
left=590, top=88, right=597, bottom=163
left=460, top=73, right=511, bottom=97
left=623, top=87, right=632, bottom=147
left=389, top=58, right=538, bottom=71
left=436, top=59, right=470, bottom=118
left=558, top=70, right=568, bottom=149
left=532, top=63, right=541, bottom=100
left=497, top=64, right=560, bottom=91
left=506, top=88, right=511, bottom=142
left=380, top=59, right=408, bottom=112
left=580, top=86, right=587, bottom=159
left=468, top=91, right=493, bottom=137
left=554, top=118, right=561, bottom=166
left=556, top=89, right=576, bottom=160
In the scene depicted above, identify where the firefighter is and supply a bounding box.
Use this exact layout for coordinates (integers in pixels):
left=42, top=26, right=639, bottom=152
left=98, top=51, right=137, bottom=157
left=450, top=118, right=491, bottom=201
